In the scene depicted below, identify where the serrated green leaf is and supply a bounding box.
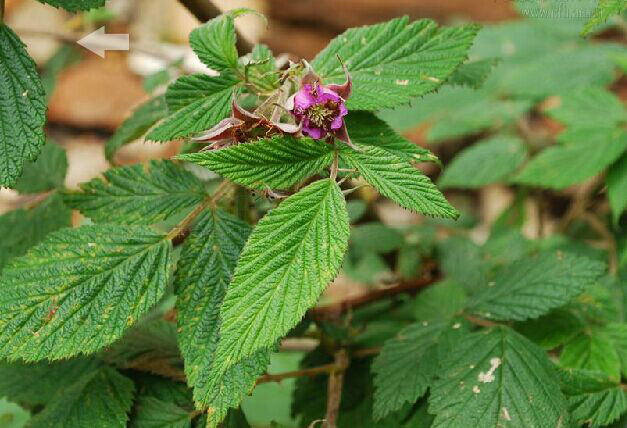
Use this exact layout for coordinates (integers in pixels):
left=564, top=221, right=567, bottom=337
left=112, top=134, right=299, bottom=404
left=174, top=209, right=269, bottom=426
left=340, top=145, right=458, bottom=218
left=189, top=14, right=238, bottom=72
left=13, top=142, right=67, bottom=194
left=130, top=397, right=191, bottom=428
left=604, top=323, right=627, bottom=377
left=0, top=25, right=46, bottom=188
left=583, top=0, right=627, bottom=34
left=177, top=137, right=334, bottom=190
left=29, top=366, right=134, bottom=428
left=105, top=96, right=168, bottom=162
left=448, top=58, right=499, bottom=88
left=41, top=45, right=82, bottom=101
left=515, top=309, right=584, bottom=350
left=0, top=225, right=172, bottom=361
left=547, top=87, right=627, bottom=131
left=439, top=135, right=527, bottom=189
left=215, top=179, right=349, bottom=368
left=608, top=153, right=627, bottom=223
left=147, top=74, right=240, bottom=142
left=0, top=358, right=100, bottom=408
left=345, top=111, right=435, bottom=163
left=245, top=44, right=279, bottom=92
left=63, top=160, right=207, bottom=225
left=467, top=251, right=606, bottom=322
left=437, top=236, right=487, bottom=293
left=560, top=328, right=622, bottom=381
left=0, top=194, right=71, bottom=271
left=561, top=368, right=627, bottom=428
left=429, top=327, right=570, bottom=428
left=36, top=0, right=105, bottom=12
left=312, top=17, right=479, bottom=110
left=513, top=129, right=627, bottom=189
left=372, top=320, right=459, bottom=419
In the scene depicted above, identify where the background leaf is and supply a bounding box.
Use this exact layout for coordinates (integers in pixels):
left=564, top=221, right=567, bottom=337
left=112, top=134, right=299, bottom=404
left=36, top=0, right=106, bottom=12
left=0, top=25, right=46, bottom=188
left=467, top=251, right=606, bottom=321
left=560, top=328, right=622, bottom=381
left=312, top=17, right=479, bottom=110
left=583, top=0, right=627, bottom=34
left=28, top=367, right=134, bottom=428
left=439, top=135, right=527, bottom=189
left=215, top=179, right=349, bottom=368
left=178, top=137, right=334, bottom=190
left=341, top=145, right=458, bottom=218
left=63, top=160, right=207, bottom=225
left=607, top=153, right=627, bottom=223
left=13, top=142, right=67, bottom=194
left=105, top=96, right=168, bottom=163
left=0, top=225, right=171, bottom=361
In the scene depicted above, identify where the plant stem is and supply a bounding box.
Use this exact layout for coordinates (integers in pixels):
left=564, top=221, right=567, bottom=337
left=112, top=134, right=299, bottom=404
left=166, top=199, right=211, bottom=241
left=177, top=0, right=253, bottom=54
left=255, top=363, right=342, bottom=385
left=325, top=350, right=349, bottom=428
left=330, top=151, right=339, bottom=182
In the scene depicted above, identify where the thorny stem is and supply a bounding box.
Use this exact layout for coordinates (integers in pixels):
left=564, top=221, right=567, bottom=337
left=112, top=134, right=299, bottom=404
left=325, top=350, right=349, bottom=428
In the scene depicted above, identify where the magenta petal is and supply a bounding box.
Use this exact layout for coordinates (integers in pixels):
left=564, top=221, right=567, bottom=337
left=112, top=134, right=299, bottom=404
left=304, top=125, right=325, bottom=140
left=294, top=87, right=316, bottom=110
left=330, top=116, right=343, bottom=130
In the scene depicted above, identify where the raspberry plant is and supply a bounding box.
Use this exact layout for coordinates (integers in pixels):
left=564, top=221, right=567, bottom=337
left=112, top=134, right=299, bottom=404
left=0, top=1, right=627, bottom=428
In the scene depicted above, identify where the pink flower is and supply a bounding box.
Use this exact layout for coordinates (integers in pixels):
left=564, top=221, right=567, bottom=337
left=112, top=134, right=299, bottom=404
left=287, top=62, right=355, bottom=148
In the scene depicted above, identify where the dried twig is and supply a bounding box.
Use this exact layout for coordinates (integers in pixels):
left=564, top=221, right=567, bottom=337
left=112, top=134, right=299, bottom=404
left=325, top=349, right=349, bottom=428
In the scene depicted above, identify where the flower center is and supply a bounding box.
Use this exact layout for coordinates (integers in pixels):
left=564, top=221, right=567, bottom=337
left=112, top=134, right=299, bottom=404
left=307, top=101, right=340, bottom=129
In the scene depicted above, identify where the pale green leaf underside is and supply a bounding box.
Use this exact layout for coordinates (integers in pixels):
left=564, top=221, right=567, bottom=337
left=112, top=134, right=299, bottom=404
left=341, top=145, right=458, bottom=218
left=0, top=25, right=46, bottom=188
left=174, top=209, right=269, bottom=426
left=0, top=225, right=171, bottom=361
left=345, top=111, right=435, bottom=163
left=147, top=73, right=240, bottom=142
left=63, top=160, right=206, bottom=225
left=312, top=17, right=479, bottom=110
left=29, top=367, right=134, bottom=428
left=190, top=15, right=238, bottom=72
left=429, top=327, right=569, bottom=428
left=583, top=0, right=627, bottom=34
left=467, top=251, right=606, bottom=322
left=513, top=129, right=627, bottom=189
left=439, top=135, right=527, bottom=189
left=14, top=141, right=67, bottom=194
left=105, top=96, right=168, bottom=162
left=36, top=0, right=105, bottom=12
left=177, top=137, right=334, bottom=190
left=372, top=320, right=448, bottom=419
left=216, top=179, right=349, bottom=368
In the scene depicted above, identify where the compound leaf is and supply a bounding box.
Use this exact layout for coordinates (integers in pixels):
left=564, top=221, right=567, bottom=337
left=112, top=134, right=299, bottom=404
left=312, top=17, right=479, bottom=110
left=0, top=225, right=172, bottom=361
left=147, top=73, right=240, bottom=142
left=130, top=396, right=192, bottom=428
left=177, top=136, right=334, bottom=190
left=0, top=25, right=46, bottom=188
left=174, top=209, right=269, bottom=426
left=63, top=160, right=207, bottom=225
left=429, top=327, right=569, bottom=428
left=215, top=179, right=349, bottom=368
left=560, top=328, right=622, bottom=381
left=467, top=251, right=606, bottom=322
left=341, top=145, right=458, bottom=218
